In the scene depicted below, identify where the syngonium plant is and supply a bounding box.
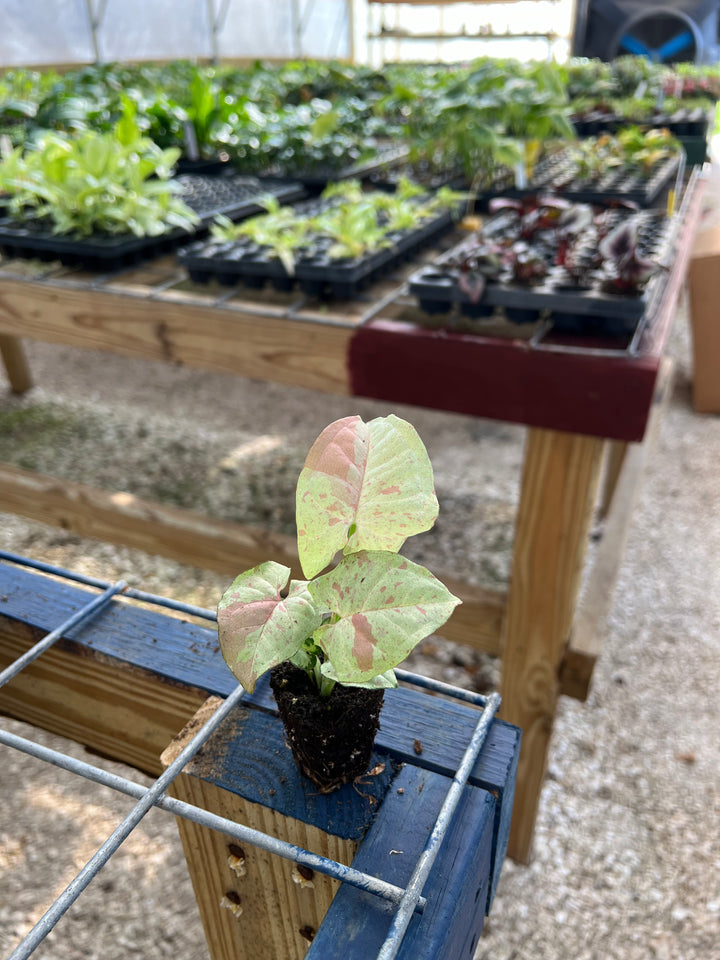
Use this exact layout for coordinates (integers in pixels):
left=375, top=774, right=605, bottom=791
left=217, top=414, right=461, bottom=696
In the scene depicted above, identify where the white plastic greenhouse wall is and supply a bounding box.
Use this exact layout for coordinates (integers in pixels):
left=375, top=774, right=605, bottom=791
left=0, top=0, right=355, bottom=65
left=0, top=0, right=573, bottom=67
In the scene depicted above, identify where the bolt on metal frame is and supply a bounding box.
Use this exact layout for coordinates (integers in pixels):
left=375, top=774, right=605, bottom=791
left=0, top=551, right=501, bottom=960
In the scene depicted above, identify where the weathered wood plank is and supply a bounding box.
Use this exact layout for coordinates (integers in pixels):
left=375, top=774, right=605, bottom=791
left=0, top=334, right=32, bottom=394
left=501, top=427, right=604, bottom=862
left=0, top=464, right=506, bottom=653
left=308, top=766, right=495, bottom=960
left=598, top=440, right=628, bottom=521
left=0, top=562, right=519, bottom=823
left=161, top=694, right=514, bottom=960
left=0, top=279, right=352, bottom=395
left=0, top=463, right=303, bottom=580
left=161, top=700, right=392, bottom=960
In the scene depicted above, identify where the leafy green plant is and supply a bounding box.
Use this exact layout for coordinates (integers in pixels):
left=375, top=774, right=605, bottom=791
left=565, top=127, right=680, bottom=181
left=210, top=179, right=461, bottom=273
left=217, top=97, right=383, bottom=175
left=211, top=196, right=312, bottom=275
left=217, top=414, right=460, bottom=696
left=615, top=126, right=680, bottom=172
left=0, top=114, right=198, bottom=237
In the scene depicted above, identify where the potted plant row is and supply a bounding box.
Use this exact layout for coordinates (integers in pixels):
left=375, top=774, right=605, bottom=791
left=408, top=194, right=674, bottom=337
left=178, top=178, right=463, bottom=300
left=217, top=413, right=461, bottom=792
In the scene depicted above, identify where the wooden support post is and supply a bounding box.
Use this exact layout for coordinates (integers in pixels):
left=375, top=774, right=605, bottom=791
left=598, top=440, right=628, bottom=520
left=501, top=427, right=604, bottom=863
left=160, top=698, right=386, bottom=960
left=0, top=335, right=32, bottom=394
left=161, top=693, right=520, bottom=960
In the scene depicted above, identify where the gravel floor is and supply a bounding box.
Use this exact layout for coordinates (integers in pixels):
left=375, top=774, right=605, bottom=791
left=0, top=306, right=718, bottom=959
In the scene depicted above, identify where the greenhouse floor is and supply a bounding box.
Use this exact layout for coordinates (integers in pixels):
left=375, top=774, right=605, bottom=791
left=0, top=299, right=718, bottom=959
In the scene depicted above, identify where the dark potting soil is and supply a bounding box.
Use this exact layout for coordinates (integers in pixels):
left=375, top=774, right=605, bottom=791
left=269, top=661, right=384, bottom=794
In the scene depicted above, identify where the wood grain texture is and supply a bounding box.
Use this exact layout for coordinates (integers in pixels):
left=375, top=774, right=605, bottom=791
left=307, top=765, right=495, bottom=960
left=0, top=562, right=519, bottom=824
left=0, top=621, right=208, bottom=774
left=0, top=280, right=352, bottom=395
left=0, top=335, right=32, bottom=393
left=0, top=464, right=506, bottom=653
left=501, top=427, right=604, bottom=862
left=598, top=440, right=628, bottom=521
left=0, top=463, right=303, bottom=580
left=162, top=700, right=365, bottom=960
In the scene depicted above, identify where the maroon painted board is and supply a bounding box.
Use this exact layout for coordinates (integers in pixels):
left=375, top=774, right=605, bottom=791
left=349, top=318, right=659, bottom=443
left=348, top=174, right=705, bottom=443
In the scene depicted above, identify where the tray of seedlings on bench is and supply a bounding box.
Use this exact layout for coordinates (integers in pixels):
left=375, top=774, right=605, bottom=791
left=0, top=174, right=305, bottom=271
left=498, top=128, right=683, bottom=209
left=572, top=105, right=710, bottom=139
left=408, top=193, right=677, bottom=339
left=178, top=178, right=462, bottom=300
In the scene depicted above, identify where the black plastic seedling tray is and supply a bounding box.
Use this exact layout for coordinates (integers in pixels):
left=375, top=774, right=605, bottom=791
left=175, top=157, right=232, bottom=175
left=0, top=175, right=305, bottom=271
left=408, top=208, right=675, bottom=337
left=499, top=148, right=681, bottom=209
left=255, top=143, right=410, bottom=195
left=571, top=106, right=709, bottom=139
left=178, top=197, right=457, bottom=300
left=368, top=162, right=468, bottom=193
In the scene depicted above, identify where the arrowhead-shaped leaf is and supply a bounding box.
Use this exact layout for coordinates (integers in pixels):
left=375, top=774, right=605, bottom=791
left=309, top=551, right=461, bottom=683
left=217, top=561, right=322, bottom=692
left=296, top=415, right=439, bottom=579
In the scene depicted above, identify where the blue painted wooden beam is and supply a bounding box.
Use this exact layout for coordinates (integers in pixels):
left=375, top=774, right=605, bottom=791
left=0, top=560, right=520, bottom=908
left=180, top=700, right=501, bottom=959
left=307, top=765, right=496, bottom=960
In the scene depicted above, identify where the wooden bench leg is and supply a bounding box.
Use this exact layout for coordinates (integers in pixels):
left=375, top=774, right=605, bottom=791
left=598, top=440, right=628, bottom=520
left=501, top=428, right=604, bottom=863
left=0, top=335, right=33, bottom=394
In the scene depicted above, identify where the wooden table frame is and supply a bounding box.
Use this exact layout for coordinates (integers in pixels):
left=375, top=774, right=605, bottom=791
left=0, top=174, right=703, bottom=861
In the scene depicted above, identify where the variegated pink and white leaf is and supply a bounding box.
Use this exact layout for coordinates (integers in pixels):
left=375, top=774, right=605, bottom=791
left=309, top=551, right=460, bottom=683
left=296, top=414, right=438, bottom=579
left=217, top=561, right=322, bottom=693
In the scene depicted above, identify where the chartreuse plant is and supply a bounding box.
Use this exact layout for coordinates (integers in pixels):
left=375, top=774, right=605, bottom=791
left=0, top=113, right=198, bottom=237
left=211, top=179, right=463, bottom=273
left=218, top=415, right=460, bottom=696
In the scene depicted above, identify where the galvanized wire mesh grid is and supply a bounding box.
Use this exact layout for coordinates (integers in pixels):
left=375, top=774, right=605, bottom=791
left=0, top=551, right=500, bottom=960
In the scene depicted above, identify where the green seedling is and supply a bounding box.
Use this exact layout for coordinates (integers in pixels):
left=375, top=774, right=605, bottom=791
left=0, top=112, right=198, bottom=237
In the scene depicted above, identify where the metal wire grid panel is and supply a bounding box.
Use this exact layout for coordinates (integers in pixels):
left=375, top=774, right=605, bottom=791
left=0, top=551, right=501, bottom=960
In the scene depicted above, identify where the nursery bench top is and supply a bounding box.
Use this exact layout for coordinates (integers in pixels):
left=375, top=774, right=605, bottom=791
left=0, top=170, right=705, bottom=442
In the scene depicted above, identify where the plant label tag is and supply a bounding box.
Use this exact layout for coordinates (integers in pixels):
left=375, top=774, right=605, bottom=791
left=183, top=121, right=200, bottom=161
left=634, top=81, right=648, bottom=101
left=0, top=134, right=11, bottom=159
left=514, top=160, right=527, bottom=190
